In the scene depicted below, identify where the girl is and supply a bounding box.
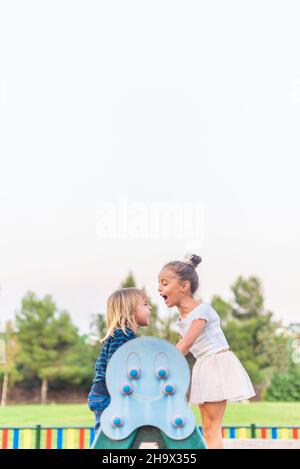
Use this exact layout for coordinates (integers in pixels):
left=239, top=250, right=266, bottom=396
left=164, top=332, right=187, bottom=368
left=158, top=254, right=255, bottom=449
left=88, top=287, right=151, bottom=434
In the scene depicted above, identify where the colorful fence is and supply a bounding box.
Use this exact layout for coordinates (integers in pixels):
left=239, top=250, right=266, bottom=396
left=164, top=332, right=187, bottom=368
left=0, top=426, right=94, bottom=449
left=0, top=425, right=299, bottom=449
left=220, top=425, right=299, bottom=440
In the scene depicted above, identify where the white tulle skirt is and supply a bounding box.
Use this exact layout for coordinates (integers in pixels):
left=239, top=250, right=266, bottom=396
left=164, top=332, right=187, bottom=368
left=189, top=350, right=256, bottom=405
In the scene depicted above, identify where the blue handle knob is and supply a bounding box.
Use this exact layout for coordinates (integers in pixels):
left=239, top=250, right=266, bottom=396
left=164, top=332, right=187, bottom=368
left=163, top=383, right=176, bottom=395
left=121, top=383, right=133, bottom=395
left=172, top=415, right=185, bottom=427
left=156, top=367, right=168, bottom=379
left=128, top=368, right=141, bottom=379
left=111, top=416, right=124, bottom=428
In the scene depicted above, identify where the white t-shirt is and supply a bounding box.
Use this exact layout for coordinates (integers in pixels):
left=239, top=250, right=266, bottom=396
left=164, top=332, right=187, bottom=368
left=174, top=303, right=230, bottom=360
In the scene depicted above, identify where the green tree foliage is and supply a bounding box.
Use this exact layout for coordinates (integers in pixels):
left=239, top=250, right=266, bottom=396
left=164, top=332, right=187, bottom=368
left=264, top=328, right=300, bottom=401
left=231, top=276, right=264, bottom=320
left=16, top=292, right=84, bottom=403
left=121, top=272, right=136, bottom=288
left=264, top=364, right=300, bottom=401
left=0, top=321, right=22, bottom=406
left=212, top=276, right=290, bottom=395
left=210, top=295, right=232, bottom=324
left=3, top=273, right=296, bottom=402
left=90, top=312, right=107, bottom=343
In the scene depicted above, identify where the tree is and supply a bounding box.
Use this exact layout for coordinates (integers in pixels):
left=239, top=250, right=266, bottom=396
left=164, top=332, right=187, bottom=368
left=0, top=321, right=21, bottom=406
left=16, top=292, right=80, bottom=403
left=211, top=295, right=232, bottom=324
left=224, top=313, right=290, bottom=387
left=264, top=364, right=300, bottom=401
left=231, top=276, right=264, bottom=320
left=264, top=328, right=300, bottom=401
left=46, top=334, right=99, bottom=389
left=89, top=312, right=107, bottom=343
left=212, top=276, right=290, bottom=396
left=121, top=272, right=136, bottom=288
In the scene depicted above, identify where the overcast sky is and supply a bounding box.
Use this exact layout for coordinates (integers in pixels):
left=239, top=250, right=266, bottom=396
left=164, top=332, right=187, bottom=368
left=1, top=0, right=299, bottom=335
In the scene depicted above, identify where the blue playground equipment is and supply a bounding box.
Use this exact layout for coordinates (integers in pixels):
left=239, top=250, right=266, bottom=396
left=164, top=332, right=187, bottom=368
left=91, top=336, right=206, bottom=449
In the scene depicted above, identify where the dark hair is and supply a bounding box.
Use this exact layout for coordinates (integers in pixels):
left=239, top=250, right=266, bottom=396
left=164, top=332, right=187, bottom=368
left=163, top=254, right=202, bottom=295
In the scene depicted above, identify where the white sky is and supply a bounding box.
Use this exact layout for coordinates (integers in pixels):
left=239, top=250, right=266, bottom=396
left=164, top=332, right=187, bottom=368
left=0, top=0, right=300, bottom=335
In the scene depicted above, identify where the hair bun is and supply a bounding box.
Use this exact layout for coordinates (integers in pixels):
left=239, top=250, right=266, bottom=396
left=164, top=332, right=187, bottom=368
left=184, top=253, right=202, bottom=269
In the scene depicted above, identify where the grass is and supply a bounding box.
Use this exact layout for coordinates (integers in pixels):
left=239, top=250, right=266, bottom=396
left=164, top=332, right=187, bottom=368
left=0, top=404, right=94, bottom=427
left=0, top=402, right=299, bottom=427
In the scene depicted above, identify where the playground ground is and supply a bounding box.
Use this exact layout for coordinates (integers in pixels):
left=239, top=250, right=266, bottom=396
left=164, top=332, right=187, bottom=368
left=138, top=439, right=300, bottom=449
left=223, top=439, right=300, bottom=449
left=1, top=401, right=299, bottom=427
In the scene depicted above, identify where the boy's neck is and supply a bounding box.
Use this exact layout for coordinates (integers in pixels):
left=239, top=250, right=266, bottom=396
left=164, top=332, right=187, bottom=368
left=131, top=323, right=139, bottom=333
left=177, top=298, right=201, bottom=318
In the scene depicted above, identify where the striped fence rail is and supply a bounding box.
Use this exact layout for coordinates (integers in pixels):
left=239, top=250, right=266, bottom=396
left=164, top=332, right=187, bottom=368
left=0, top=425, right=299, bottom=449
left=0, top=426, right=94, bottom=449
left=220, top=425, right=300, bottom=440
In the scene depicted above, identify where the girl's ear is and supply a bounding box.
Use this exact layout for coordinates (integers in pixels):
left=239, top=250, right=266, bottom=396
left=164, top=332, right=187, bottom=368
left=181, top=279, right=191, bottom=292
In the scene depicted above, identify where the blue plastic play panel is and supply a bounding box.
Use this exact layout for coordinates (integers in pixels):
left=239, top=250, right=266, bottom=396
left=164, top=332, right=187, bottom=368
left=100, top=336, right=197, bottom=440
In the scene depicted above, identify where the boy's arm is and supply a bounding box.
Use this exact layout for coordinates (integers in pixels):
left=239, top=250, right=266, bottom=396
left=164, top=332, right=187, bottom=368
left=176, top=319, right=207, bottom=356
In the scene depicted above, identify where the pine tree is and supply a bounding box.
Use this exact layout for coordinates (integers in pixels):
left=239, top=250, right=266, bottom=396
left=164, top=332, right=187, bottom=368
left=16, top=292, right=80, bottom=403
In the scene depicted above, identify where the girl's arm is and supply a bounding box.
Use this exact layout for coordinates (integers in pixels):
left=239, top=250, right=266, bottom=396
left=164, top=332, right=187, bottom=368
left=176, top=319, right=207, bottom=355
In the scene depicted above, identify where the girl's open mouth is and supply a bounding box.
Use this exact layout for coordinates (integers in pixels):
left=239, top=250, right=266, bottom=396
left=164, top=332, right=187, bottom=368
left=161, top=295, right=168, bottom=303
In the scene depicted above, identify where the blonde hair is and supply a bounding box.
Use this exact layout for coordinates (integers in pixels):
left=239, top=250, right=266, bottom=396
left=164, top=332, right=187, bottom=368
left=100, top=287, right=147, bottom=343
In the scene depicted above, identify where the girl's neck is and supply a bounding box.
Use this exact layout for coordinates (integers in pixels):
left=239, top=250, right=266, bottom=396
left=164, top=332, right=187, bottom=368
left=177, top=297, right=201, bottom=318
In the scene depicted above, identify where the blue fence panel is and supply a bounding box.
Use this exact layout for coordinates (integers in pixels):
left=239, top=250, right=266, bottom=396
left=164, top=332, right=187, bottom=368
left=13, top=429, right=19, bottom=449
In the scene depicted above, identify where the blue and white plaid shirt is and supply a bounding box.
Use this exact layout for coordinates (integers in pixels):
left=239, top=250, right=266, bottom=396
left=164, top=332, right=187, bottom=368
left=88, top=327, right=136, bottom=413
